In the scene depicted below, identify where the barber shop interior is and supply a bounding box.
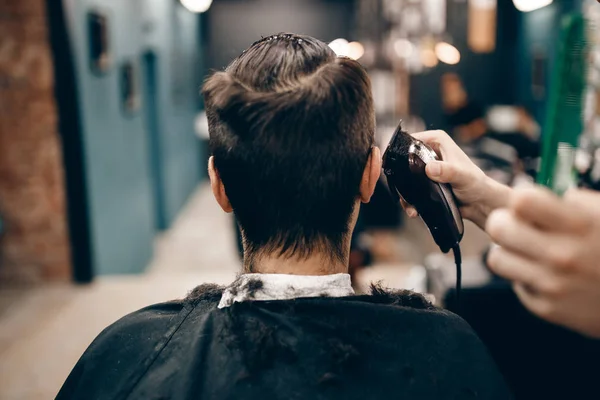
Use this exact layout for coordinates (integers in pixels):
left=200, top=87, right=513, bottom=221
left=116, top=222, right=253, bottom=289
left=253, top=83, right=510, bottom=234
left=2, top=0, right=600, bottom=398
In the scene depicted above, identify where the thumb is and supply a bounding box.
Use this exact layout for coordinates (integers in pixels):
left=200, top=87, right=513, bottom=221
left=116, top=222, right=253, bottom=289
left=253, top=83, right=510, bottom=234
left=425, top=161, right=461, bottom=184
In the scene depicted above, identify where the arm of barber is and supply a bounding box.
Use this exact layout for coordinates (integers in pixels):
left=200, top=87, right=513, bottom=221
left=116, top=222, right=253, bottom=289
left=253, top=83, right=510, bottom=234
left=404, top=130, right=600, bottom=339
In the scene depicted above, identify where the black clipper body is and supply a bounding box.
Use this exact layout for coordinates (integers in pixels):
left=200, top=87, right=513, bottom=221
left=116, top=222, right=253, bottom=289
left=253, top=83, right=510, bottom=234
left=382, top=125, right=464, bottom=253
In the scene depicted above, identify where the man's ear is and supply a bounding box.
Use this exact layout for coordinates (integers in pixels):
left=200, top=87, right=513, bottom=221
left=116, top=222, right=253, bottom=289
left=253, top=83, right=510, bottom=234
left=360, top=146, right=382, bottom=203
left=208, top=156, right=233, bottom=213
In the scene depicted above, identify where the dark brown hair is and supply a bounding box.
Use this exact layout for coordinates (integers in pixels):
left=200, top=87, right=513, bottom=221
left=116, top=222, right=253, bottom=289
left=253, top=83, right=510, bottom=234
left=202, top=33, right=374, bottom=268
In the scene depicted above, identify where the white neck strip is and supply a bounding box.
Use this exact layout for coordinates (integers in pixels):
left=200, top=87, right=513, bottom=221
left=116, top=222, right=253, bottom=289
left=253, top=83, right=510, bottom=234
left=218, top=273, right=354, bottom=309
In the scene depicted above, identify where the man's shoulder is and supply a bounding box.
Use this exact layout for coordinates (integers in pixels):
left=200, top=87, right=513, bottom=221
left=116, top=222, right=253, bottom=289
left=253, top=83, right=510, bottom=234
left=105, top=299, right=184, bottom=332
left=358, top=285, right=481, bottom=335
left=90, top=284, right=224, bottom=352
left=354, top=284, right=437, bottom=309
left=102, top=283, right=223, bottom=330
left=56, top=284, right=224, bottom=399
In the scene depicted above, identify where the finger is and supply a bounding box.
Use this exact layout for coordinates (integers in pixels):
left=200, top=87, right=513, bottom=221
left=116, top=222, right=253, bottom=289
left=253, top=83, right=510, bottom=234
left=563, top=188, right=600, bottom=219
left=486, top=208, right=564, bottom=262
left=487, top=246, right=559, bottom=295
left=412, top=130, right=458, bottom=160
left=425, top=161, right=468, bottom=187
left=411, top=130, right=452, bottom=146
left=513, top=282, right=556, bottom=322
left=399, top=197, right=418, bottom=218
left=511, top=187, right=590, bottom=233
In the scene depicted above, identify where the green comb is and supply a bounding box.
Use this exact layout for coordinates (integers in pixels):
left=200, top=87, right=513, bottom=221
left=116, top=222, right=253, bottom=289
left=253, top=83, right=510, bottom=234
left=537, top=13, right=589, bottom=196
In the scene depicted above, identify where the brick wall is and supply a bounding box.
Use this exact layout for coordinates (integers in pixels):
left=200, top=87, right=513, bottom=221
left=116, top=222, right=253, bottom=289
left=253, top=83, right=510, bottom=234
left=0, top=0, right=71, bottom=284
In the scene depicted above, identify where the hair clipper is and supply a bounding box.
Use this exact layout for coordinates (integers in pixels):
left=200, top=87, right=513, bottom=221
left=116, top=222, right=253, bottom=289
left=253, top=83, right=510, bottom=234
left=382, top=124, right=464, bottom=253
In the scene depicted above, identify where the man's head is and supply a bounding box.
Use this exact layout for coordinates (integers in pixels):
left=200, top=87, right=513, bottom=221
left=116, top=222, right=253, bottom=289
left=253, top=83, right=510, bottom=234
left=202, top=33, right=379, bottom=269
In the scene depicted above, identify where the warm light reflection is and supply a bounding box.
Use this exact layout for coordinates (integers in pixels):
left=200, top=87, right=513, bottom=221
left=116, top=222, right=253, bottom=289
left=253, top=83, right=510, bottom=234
left=394, top=39, right=414, bottom=58
left=329, top=39, right=364, bottom=60
left=421, top=49, right=438, bottom=68
left=512, top=0, right=553, bottom=12
left=180, top=0, right=213, bottom=13
left=347, top=41, right=365, bottom=60
left=435, top=42, right=461, bottom=65
left=329, top=38, right=349, bottom=56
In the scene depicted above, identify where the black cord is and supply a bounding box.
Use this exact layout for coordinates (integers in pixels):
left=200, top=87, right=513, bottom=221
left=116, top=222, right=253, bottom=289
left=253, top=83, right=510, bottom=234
left=452, top=245, right=462, bottom=304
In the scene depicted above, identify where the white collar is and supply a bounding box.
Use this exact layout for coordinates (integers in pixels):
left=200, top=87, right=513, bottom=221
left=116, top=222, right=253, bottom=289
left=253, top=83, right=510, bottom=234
left=218, top=273, right=354, bottom=309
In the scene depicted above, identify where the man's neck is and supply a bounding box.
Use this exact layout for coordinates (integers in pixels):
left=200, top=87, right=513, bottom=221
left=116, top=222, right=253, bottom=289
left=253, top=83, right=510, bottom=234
left=247, top=252, right=349, bottom=276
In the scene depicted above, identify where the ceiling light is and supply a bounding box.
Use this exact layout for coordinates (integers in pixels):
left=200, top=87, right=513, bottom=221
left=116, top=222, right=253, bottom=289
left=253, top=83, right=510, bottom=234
left=435, top=42, right=461, bottom=65
left=180, top=0, right=213, bottom=13
left=512, top=0, right=553, bottom=12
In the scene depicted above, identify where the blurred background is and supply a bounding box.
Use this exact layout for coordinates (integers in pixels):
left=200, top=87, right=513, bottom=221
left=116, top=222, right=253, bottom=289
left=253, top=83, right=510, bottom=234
left=2, top=0, right=600, bottom=398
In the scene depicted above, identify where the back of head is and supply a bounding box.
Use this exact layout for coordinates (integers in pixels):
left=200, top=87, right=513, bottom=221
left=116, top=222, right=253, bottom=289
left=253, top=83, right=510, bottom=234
left=202, top=33, right=374, bottom=266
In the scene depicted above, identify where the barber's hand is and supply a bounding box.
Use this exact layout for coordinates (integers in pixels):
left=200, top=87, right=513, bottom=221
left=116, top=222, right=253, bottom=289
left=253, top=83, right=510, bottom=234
left=401, top=130, right=511, bottom=229
left=486, top=187, right=600, bottom=338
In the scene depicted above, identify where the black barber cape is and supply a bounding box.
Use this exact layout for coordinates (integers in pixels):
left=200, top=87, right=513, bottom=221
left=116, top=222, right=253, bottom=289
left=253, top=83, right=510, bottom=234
left=57, top=285, right=512, bottom=400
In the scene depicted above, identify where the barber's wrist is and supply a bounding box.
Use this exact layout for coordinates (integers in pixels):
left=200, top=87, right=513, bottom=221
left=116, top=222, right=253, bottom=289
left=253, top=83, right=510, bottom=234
left=465, top=177, right=511, bottom=230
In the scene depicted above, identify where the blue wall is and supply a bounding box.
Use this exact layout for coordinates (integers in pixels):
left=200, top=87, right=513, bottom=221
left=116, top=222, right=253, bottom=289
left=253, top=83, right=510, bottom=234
left=139, top=0, right=203, bottom=228
left=61, top=0, right=202, bottom=275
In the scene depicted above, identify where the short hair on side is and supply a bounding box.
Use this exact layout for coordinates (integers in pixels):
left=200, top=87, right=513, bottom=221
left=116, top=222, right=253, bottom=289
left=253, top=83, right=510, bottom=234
left=202, top=33, right=375, bottom=268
